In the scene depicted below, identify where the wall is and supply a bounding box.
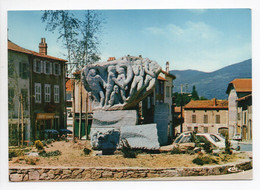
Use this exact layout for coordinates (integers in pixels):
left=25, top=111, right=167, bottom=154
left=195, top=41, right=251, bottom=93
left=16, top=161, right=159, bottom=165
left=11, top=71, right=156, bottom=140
left=9, top=160, right=252, bottom=181
left=184, top=109, right=228, bottom=134
left=228, top=89, right=238, bottom=138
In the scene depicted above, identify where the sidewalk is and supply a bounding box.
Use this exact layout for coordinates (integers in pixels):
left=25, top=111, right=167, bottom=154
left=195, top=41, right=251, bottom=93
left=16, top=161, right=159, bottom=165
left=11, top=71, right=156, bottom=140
left=137, top=169, right=253, bottom=181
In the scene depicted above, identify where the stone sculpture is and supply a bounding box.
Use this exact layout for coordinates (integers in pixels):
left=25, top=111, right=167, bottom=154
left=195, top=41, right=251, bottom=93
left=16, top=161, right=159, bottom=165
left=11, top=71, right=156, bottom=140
left=82, top=55, right=161, bottom=110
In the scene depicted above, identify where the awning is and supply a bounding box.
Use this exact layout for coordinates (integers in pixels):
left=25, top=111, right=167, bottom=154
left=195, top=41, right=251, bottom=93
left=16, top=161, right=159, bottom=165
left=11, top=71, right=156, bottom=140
left=36, top=113, right=55, bottom=120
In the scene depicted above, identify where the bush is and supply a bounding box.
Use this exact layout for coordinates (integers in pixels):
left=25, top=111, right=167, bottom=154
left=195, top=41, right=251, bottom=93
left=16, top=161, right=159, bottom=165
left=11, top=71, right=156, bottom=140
left=192, top=155, right=218, bottom=166
left=225, top=136, right=232, bottom=155
left=35, top=140, right=44, bottom=150
left=203, top=141, right=213, bottom=154
left=83, top=148, right=91, bottom=155
left=46, top=139, right=53, bottom=145
left=25, top=157, right=39, bottom=165
left=9, top=149, right=24, bottom=158
left=121, top=139, right=137, bottom=158
left=39, top=150, right=61, bottom=157
left=171, top=147, right=182, bottom=154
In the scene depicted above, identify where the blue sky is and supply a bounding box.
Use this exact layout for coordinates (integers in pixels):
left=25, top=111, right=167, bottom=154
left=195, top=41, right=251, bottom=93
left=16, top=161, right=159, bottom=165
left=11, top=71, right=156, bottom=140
left=8, top=9, right=251, bottom=72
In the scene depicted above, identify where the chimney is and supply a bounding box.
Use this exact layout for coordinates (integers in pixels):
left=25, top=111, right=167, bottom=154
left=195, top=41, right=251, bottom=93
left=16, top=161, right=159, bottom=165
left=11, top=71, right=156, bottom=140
left=212, top=98, right=217, bottom=106
left=166, top=61, right=169, bottom=73
left=39, top=38, right=47, bottom=55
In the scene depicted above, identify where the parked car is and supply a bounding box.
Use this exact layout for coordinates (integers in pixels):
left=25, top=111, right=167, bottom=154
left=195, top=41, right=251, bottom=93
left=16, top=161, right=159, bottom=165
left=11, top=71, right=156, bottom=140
left=173, top=132, right=240, bottom=150
left=232, top=133, right=242, bottom=141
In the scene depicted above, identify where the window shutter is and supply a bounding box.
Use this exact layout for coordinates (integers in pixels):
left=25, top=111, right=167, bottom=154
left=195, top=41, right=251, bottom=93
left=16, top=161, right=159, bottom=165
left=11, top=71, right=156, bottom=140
left=50, top=62, right=52, bottom=74
left=33, top=60, right=36, bottom=72
left=58, top=64, right=61, bottom=75
left=41, top=61, right=44, bottom=73
left=53, top=63, right=56, bottom=75
left=44, top=61, right=46, bottom=74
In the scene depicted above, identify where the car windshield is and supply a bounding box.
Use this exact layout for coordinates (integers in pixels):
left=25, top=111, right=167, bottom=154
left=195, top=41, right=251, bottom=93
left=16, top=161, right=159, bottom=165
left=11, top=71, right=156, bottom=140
left=210, top=134, right=221, bottom=142
left=174, top=135, right=183, bottom=143
left=180, top=136, right=191, bottom=143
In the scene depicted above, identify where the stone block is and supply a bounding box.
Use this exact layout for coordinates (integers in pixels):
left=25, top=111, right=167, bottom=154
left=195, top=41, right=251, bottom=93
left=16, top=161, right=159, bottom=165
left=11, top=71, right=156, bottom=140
left=113, top=171, right=124, bottom=178
left=28, top=171, right=40, bottom=181
left=120, top=123, right=160, bottom=150
left=10, top=174, right=23, bottom=182
left=102, top=170, right=113, bottom=178
left=82, top=170, right=91, bottom=179
left=40, top=173, right=49, bottom=180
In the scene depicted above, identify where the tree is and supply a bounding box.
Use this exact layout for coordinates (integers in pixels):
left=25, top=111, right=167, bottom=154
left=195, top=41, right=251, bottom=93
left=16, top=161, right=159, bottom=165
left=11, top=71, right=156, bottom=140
left=42, top=10, right=104, bottom=140
left=191, top=85, right=199, bottom=100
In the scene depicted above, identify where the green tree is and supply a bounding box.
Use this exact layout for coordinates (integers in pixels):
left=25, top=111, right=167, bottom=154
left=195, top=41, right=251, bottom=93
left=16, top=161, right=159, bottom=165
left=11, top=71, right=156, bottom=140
left=191, top=85, right=199, bottom=100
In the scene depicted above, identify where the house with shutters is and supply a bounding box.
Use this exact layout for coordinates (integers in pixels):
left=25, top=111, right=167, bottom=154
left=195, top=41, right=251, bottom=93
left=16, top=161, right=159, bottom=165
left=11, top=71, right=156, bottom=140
left=8, top=38, right=67, bottom=144
left=183, top=98, right=229, bottom=136
left=226, top=78, right=252, bottom=141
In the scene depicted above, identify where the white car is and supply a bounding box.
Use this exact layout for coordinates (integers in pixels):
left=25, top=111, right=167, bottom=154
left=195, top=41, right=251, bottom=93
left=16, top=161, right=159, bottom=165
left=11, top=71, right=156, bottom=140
left=173, top=132, right=240, bottom=150
left=233, top=133, right=242, bottom=141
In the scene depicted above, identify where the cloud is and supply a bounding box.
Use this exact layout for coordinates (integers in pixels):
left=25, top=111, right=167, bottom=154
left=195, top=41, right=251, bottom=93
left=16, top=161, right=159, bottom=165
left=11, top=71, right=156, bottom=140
left=188, top=9, right=207, bottom=15
left=144, top=21, right=221, bottom=44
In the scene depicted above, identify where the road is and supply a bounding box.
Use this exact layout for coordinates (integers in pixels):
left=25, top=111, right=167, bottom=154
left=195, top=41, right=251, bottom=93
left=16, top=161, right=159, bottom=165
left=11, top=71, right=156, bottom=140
left=239, top=142, right=252, bottom=152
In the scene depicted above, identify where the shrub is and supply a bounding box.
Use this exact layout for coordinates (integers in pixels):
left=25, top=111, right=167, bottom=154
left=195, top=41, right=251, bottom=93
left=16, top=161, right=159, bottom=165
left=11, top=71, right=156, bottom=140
left=171, top=147, right=182, bottom=154
left=186, top=149, right=195, bottom=155
left=9, top=149, right=24, bottom=158
left=25, top=157, right=39, bottom=165
left=46, top=139, right=53, bottom=145
left=35, top=140, right=44, bottom=150
left=121, top=139, right=137, bottom=158
left=203, top=141, right=213, bottom=154
left=192, top=155, right=218, bottom=166
left=225, top=136, right=232, bottom=155
left=83, top=148, right=91, bottom=155
left=39, top=150, right=61, bottom=157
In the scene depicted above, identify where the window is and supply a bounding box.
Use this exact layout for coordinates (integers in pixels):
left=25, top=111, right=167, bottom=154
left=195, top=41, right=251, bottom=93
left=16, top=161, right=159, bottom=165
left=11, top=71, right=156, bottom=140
left=21, top=89, right=28, bottom=110
left=237, top=113, right=241, bottom=120
left=54, top=63, right=61, bottom=75
left=210, top=134, right=221, bottom=142
left=166, top=86, right=170, bottom=97
left=244, top=112, right=247, bottom=125
left=35, top=60, right=42, bottom=73
left=45, top=62, right=51, bottom=74
left=19, top=62, right=28, bottom=79
left=203, top=115, right=208, bottom=124
left=54, top=85, right=60, bottom=103
left=194, top=126, right=198, bottom=132
left=35, top=83, right=41, bottom=103
left=216, top=115, right=220, bottom=124
left=45, top=84, right=51, bottom=102
left=187, top=127, right=192, bottom=131
left=192, top=115, right=196, bottom=123
left=203, top=127, right=208, bottom=133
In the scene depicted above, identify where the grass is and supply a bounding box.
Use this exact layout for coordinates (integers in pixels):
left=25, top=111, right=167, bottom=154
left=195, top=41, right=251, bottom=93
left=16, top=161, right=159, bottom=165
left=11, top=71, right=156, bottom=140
left=9, top=140, right=247, bottom=168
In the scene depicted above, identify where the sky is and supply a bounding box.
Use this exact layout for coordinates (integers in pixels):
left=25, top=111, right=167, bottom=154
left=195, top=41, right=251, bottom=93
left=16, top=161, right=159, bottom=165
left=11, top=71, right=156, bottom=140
left=8, top=9, right=251, bottom=72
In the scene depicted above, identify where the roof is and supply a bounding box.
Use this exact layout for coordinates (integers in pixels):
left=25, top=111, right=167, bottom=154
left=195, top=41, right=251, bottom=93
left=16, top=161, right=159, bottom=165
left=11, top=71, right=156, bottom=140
left=184, top=98, right=228, bottom=109
left=237, top=94, right=252, bottom=102
left=226, top=78, right=252, bottom=94
left=157, top=75, right=167, bottom=81
left=8, top=40, right=67, bottom=62
left=66, top=79, right=74, bottom=91
left=161, top=70, right=176, bottom=79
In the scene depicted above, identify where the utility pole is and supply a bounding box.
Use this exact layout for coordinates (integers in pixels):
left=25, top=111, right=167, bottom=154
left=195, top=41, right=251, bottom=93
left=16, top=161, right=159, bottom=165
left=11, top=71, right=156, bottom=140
left=17, top=96, right=20, bottom=147
left=180, top=84, right=183, bottom=133
left=72, top=79, right=76, bottom=141
left=79, top=75, right=82, bottom=139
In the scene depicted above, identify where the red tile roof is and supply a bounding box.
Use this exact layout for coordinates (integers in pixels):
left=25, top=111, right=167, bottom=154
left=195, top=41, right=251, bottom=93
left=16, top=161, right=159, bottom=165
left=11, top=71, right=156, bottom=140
left=226, top=78, right=252, bottom=94
left=8, top=40, right=67, bottom=62
left=184, top=98, right=228, bottom=109
left=158, top=75, right=167, bottom=81
left=66, top=79, right=74, bottom=91
left=161, top=70, right=176, bottom=79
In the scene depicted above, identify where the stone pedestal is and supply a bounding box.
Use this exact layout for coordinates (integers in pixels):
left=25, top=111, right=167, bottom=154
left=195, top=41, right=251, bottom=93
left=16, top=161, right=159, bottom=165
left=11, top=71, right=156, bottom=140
left=90, top=110, right=137, bottom=150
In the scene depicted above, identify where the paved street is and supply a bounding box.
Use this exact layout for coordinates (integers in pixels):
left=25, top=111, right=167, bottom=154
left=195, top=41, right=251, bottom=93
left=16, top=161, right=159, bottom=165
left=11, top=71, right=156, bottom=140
left=139, top=169, right=253, bottom=181
left=239, top=142, right=252, bottom=152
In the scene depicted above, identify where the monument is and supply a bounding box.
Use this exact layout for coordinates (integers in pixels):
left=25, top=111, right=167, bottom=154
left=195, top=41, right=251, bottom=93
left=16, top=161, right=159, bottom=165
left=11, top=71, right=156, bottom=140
left=82, top=55, right=162, bottom=153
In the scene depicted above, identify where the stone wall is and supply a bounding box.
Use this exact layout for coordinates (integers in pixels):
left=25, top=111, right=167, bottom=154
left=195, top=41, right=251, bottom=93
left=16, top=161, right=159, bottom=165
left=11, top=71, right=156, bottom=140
left=9, top=160, right=252, bottom=182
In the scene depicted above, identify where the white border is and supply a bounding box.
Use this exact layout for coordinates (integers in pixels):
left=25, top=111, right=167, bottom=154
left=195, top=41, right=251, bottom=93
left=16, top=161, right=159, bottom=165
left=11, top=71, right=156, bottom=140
left=1, top=0, right=260, bottom=190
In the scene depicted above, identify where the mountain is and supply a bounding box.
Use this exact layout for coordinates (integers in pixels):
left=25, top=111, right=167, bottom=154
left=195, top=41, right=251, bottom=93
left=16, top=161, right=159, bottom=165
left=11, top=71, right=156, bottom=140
left=170, top=59, right=252, bottom=100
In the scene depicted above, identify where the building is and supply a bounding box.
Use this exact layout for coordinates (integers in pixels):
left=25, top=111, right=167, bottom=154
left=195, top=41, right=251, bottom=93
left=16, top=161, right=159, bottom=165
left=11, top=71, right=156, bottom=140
left=66, top=76, right=93, bottom=139
left=226, top=78, right=252, bottom=140
left=183, top=98, right=229, bottom=136
left=8, top=38, right=67, bottom=143
left=141, top=61, right=176, bottom=145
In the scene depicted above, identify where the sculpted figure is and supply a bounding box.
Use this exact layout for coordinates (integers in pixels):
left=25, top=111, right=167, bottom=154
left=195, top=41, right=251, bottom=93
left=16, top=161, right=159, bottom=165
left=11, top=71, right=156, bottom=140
left=109, top=85, right=124, bottom=106
left=128, top=60, right=144, bottom=99
left=144, top=59, right=161, bottom=91
left=86, top=69, right=106, bottom=107
left=104, top=65, right=123, bottom=106
left=116, top=66, right=127, bottom=102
